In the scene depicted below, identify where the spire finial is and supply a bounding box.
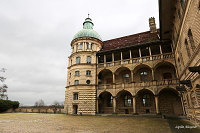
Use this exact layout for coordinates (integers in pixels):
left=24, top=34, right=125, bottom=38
left=88, top=13, right=90, bottom=18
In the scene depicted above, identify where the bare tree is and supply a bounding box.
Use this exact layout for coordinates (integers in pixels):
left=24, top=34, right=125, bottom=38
left=52, top=100, right=60, bottom=107
left=0, top=68, right=8, bottom=100
left=34, top=99, right=45, bottom=107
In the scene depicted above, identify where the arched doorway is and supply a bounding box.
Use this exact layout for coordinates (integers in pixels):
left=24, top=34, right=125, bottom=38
left=98, top=91, right=113, bottom=114
left=159, top=88, right=183, bottom=115
left=136, top=89, right=156, bottom=114
left=116, top=90, right=133, bottom=114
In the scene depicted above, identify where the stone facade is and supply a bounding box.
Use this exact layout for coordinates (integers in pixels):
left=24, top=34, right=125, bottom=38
left=170, top=0, right=200, bottom=124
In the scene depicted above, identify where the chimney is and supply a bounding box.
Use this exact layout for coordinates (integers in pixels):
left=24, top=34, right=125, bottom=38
left=149, top=17, right=157, bottom=33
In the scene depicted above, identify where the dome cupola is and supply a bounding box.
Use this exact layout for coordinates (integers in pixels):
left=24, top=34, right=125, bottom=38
left=73, top=16, right=102, bottom=41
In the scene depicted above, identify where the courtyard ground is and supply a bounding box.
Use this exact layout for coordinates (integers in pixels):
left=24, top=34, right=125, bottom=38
left=0, top=113, right=199, bottom=133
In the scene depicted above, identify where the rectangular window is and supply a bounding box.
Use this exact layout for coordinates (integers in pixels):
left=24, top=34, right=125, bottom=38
left=73, top=93, right=78, bottom=100
left=76, top=57, right=81, bottom=64
left=80, top=43, right=83, bottom=49
left=86, top=43, right=91, bottom=49
left=74, top=80, right=79, bottom=85
left=86, top=70, right=91, bottom=76
left=75, top=71, right=80, bottom=76
left=87, top=56, right=91, bottom=64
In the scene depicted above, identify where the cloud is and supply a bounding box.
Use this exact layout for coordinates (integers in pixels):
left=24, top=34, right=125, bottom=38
left=0, top=0, right=159, bottom=105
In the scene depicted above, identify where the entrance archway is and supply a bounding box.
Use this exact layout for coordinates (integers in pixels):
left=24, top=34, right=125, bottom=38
left=98, top=91, right=113, bottom=114
left=116, top=90, right=133, bottom=114
left=136, top=89, right=156, bottom=114
left=158, top=88, right=183, bottom=115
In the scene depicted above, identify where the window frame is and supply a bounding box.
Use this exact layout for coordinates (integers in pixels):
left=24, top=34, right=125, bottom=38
left=76, top=57, right=81, bottom=64
left=86, top=70, right=91, bottom=76
left=87, top=56, right=91, bottom=64
left=73, top=92, right=78, bottom=100
left=74, top=80, right=79, bottom=85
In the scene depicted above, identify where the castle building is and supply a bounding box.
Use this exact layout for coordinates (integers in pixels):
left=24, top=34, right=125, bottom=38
left=65, top=0, right=200, bottom=124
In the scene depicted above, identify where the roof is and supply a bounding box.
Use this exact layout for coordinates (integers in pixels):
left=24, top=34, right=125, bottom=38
left=73, top=17, right=102, bottom=41
left=100, top=30, right=160, bottom=52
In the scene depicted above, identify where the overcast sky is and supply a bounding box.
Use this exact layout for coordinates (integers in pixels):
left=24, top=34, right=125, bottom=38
left=0, top=0, right=159, bottom=106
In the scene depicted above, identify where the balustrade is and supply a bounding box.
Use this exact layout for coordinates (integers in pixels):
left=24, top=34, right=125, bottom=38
left=98, top=53, right=174, bottom=68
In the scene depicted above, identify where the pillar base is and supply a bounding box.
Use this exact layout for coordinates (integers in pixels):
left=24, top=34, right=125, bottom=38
left=132, top=113, right=138, bottom=115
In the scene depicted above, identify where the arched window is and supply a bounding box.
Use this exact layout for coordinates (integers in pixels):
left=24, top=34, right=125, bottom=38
left=142, top=94, right=151, bottom=107
left=123, top=74, right=130, bottom=83
left=87, top=56, right=91, bottom=64
left=188, top=29, right=195, bottom=51
left=185, top=39, right=191, bottom=57
left=76, top=57, right=81, bottom=64
left=140, top=71, right=148, bottom=82
left=124, top=95, right=132, bottom=107
left=86, top=42, right=91, bottom=49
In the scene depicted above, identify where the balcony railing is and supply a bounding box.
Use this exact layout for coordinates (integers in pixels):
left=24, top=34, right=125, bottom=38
left=97, top=79, right=179, bottom=90
left=98, top=53, right=174, bottom=68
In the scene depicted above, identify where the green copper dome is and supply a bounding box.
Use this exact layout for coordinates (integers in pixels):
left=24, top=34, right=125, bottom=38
left=73, top=17, right=102, bottom=41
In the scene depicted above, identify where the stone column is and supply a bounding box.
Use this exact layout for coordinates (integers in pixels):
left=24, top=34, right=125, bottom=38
left=159, top=45, right=162, bottom=54
left=131, top=71, right=134, bottom=82
left=132, top=96, right=137, bottom=114
left=104, top=55, right=106, bottom=67
left=149, top=47, right=152, bottom=60
left=151, top=69, right=155, bottom=80
left=129, top=50, right=132, bottom=63
left=121, top=52, right=123, bottom=64
left=180, top=93, right=186, bottom=115
left=112, top=53, right=115, bottom=66
left=155, top=95, right=159, bottom=114
left=96, top=98, right=99, bottom=113
left=113, top=73, right=115, bottom=84
left=113, top=96, right=117, bottom=114
left=139, top=48, right=142, bottom=57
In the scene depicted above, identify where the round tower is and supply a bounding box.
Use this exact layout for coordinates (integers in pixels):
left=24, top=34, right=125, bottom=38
left=64, top=16, right=102, bottom=115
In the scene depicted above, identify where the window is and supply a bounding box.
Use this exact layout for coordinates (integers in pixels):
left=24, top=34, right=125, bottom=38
left=75, top=71, right=80, bottom=76
left=86, top=42, right=91, bottom=49
left=86, top=80, right=91, bottom=84
left=123, top=74, right=130, bottom=83
left=140, top=71, right=148, bottom=82
left=87, top=56, right=91, bottom=64
left=69, top=73, right=71, bottom=78
left=71, top=59, right=72, bottom=65
left=188, top=29, right=195, bottom=51
left=72, top=46, right=74, bottom=52
left=79, top=43, right=83, bottom=49
left=74, top=80, right=79, bottom=85
left=185, top=39, right=191, bottom=57
left=142, top=94, right=151, bottom=107
left=124, top=95, right=132, bottom=107
left=73, top=93, right=78, bottom=100
left=108, top=96, right=113, bottom=107
left=76, top=57, right=81, bottom=64
left=181, top=0, right=185, bottom=9
left=86, top=70, right=91, bottom=76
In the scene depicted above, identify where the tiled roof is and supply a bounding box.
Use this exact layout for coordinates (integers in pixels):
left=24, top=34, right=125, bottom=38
left=100, top=30, right=160, bottom=52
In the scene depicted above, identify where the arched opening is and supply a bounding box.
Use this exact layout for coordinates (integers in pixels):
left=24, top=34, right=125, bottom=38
left=115, top=67, right=131, bottom=83
left=133, top=64, right=152, bottom=82
left=136, top=89, right=155, bottom=114
left=98, top=69, right=113, bottom=85
left=159, top=88, right=183, bottom=115
left=116, top=90, right=133, bottom=114
left=154, top=62, right=176, bottom=81
left=98, top=91, right=113, bottom=114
